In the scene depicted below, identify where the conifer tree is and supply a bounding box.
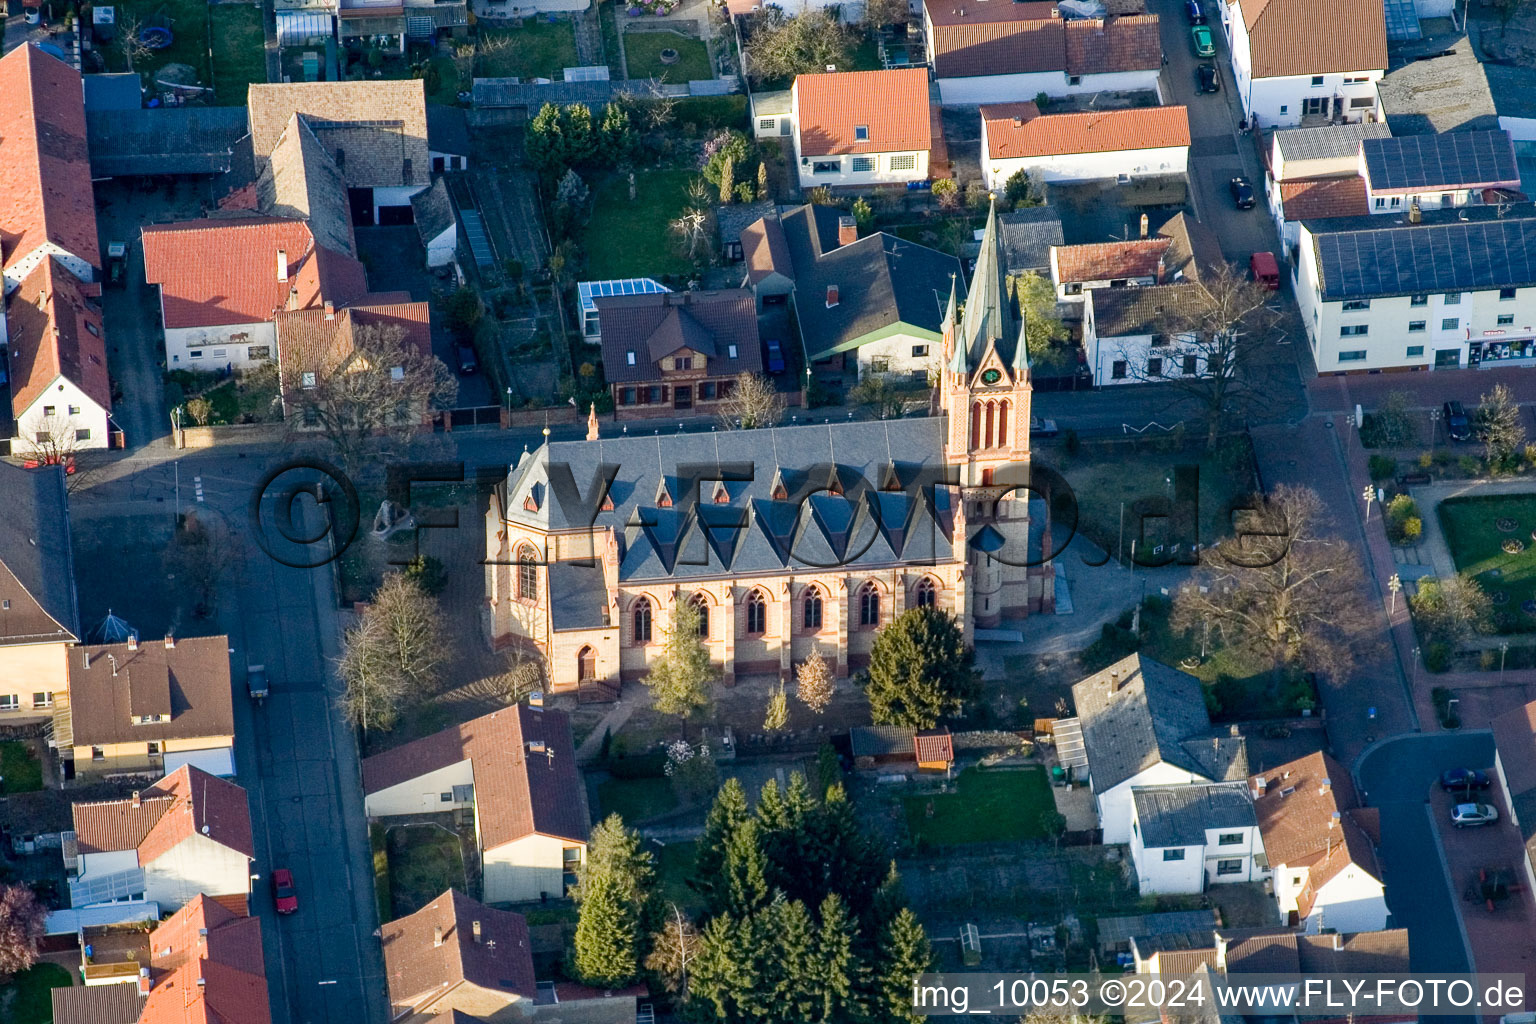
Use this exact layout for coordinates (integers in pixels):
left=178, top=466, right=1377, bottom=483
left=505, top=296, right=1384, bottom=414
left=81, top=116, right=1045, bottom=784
left=815, top=894, right=858, bottom=1023
left=570, top=815, right=655, bottom=987
left=874, top=907, right=934, bottom=1024
left=722, top=818, right=771, bottom=916
left=693, top=776, right=749, bottom=910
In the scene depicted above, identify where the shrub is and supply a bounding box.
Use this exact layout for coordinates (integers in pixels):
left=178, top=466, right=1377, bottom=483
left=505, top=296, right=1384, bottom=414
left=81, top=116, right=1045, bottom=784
left=1385, top=493, right=1421, bottom=544
left=403, top=555, right=448, bottom=596
left=1458, top=455, right=1483, bottom=476
left=1064, top=428, right=1081, bottom=456
left=1425, top=643, right=1451, bottom=673
left=1368, top=455, right=1396, bottom=480
left=1419, top=451, right=1434, bottom=469
left=931, top=178, right=959, bottom=209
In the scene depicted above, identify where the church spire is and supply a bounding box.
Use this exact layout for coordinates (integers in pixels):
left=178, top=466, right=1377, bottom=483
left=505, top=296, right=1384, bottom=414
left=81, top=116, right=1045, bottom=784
left=942, top=274, right=963, bottom=374
left=957, top=197, right=1017, bottom=369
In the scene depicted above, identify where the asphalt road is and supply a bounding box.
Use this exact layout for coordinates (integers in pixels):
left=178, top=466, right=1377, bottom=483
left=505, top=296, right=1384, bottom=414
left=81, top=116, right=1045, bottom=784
left=1356, top=733, right=1495, bottom=978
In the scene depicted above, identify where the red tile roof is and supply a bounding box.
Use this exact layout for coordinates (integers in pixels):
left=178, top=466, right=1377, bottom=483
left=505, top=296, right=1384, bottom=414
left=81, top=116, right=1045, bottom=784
left=1234, top=0, right=1386, bottom=79
left=382, top=889, right=536, bottom=1015
left=794, top=68, right=932, bottom=157
left=0, top=45, right=101, bottom=273
left=930, top=16, right=1065, bottom=78
left=1064, top=16, right=1163, bottom=75
left=926, top=0, right=1060, bottom=27
left=362, top=707, right=589, bottom=850
left=141, top=217, right=368, bottom=330
left=984, top=105, right=1190, bottom=159
left=6, top=257, right=112, bottom=413
left=72, top=764, right=255, bottom=861
left=1279, top=176, right=1371, bottom=220
left=144, top=895, right=270, bottom=1024
left=1054, top=238, right=1172, bottom=283
left=914, top=730, right=954, bottom=763
left=275, top=298, right=433, bottom=377
left=926, top=2, right=1161, bottom=79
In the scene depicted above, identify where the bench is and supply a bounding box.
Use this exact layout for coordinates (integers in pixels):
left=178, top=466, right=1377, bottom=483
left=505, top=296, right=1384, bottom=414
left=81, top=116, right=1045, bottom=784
left=1396, top=472, right=1432, bottom=486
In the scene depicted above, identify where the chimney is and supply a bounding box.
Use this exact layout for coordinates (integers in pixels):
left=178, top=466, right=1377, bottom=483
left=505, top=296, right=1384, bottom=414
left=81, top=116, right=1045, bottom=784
left=1109, top=669, right=1124, bottom=692
left=83, top=649, right=90, bottom=670
left=131, top=790, right=141, bottom=808
left=138, top=968, right=151, bottom=996
left=1329, top=811, right=1340, bottom=829
left=1156, top=253, right=1167, bottom=283
left=1320, top=777, right=1332, bottom=795
left=164, top=635, right=175, bottom=650
left=287, top=286, right=301, bottom=311
left=127, top=635, right=138, bottom=652
left=838, top=215, right=857, bottom=247
left=1139, top=213, right=1149, bottom=238
left=323, top=300, right=335, bottom=321
left=826, top=285, right=839, bottom=308
left=1408, top=201, right=1422, bottom=224
left=1333, top=932, right=1343, bottom=951
left=276, top=249, right=289, bottom=282
left=196, top=977, right=205, bottom=989
left=1254, top=776, right=1267, bottom=795
left=473, top=920, right=482, bottom=943
left=433, top=925, right=444, bottom=947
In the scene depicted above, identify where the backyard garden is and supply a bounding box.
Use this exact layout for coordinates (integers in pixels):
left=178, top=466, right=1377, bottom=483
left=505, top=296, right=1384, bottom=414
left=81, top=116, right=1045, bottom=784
left=375, top=822, right=470, bottom=920
left=0, top=963, right=72, bottom=1024
left=902, top=766, right=1055, bottom=846
left=475, top=20, right=579, bottom=80
left=102, top=0, right=262, bottom=105
left=624, top=29, right=713, bottom=82
left=1, top=740, right=45, bottom=793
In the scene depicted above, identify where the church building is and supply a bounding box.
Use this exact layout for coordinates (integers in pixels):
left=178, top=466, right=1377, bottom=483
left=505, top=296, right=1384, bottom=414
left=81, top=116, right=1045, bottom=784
left=483, top=203, right=1053, bottom=697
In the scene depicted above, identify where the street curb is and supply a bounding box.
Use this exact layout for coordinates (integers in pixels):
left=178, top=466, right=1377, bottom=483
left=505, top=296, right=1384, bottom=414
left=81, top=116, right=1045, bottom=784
left=1351, top=729, right=1495, bottom=800
left=1420, top=799, right=1478, bottom=974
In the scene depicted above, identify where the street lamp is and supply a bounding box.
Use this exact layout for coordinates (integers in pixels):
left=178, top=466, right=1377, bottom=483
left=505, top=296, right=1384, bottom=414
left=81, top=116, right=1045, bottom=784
left=1388, top=573, right=1401, bottom=615
left=1362, top=484, right=1377, bottom=523
left=1413, top=645, right=1421, bottom=690
left=1502, top=641, right=1510, bottom=676
left=1429, top=408, right=1441, bottom=449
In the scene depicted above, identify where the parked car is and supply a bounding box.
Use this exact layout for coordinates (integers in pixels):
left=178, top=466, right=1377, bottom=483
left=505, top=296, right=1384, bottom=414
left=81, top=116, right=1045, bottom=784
left=105, top=241, right=127, bottom=289
left=1444, top=400, right=1472, bottom=441
left=247, top=663, right=269, bottom=703
left=271, top=868, right=298, bottom=913
left=1440, top=768, right=1492, bottom=791
left=1185, top=0, right=1205, bottom=22
left=764, top=338, right=786, bottom=374
left=1451, top=803, right=1499, bottom=828
left=1250, top=251, right=1280, bottom=290
left=1030, top=416, right=1060, bottom=438
left=1196, top=63, right=1220, bottom=92
left=1191, top=24, right=1215, bottom=57
left=456, top=343, right=478, bottom=375
left=1229, top=176, right=1256, bottom=209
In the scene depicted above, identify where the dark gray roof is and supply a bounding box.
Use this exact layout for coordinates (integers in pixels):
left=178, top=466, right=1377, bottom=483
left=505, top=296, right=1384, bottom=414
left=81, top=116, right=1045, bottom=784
left=1307, top=203, right=1536, bottom=301
left=472, top=77, right=652, bottom=111
left=0, top=461, right=80, bottom=645
left=850, top=724, right=916, bottom=756
left=1097, top=909, right=1218, bottom=948
left=1089, top=282, right=1207, bottom=337
left=83, top=73, right=143, bottom=111
left=550, top=561, right=609, bottom=630
left=1133, top=783, right=1256, bottom=848
left=769, top=204, right=963, bottom=361
left=1361, top=129, right=1518, bottom=192
left=86, top=107, right=251, bottom=178
left=1069, top=653, right=1246, bottom=794
left=1376, top=39, right=1498, bottom=136
left=597, top=289, right=762, bottom=384
left=500, top=418, right=956, bottom=582
left=52, top=982, right=147, bottom=1024
left=412, top=177, right=456, bottom=244
left=998, top=206, right=1064, bottom=274
left=717, top=199, right=776, bottom=248
left=1273, top=121, right=1391, bottom=163
left=1486, top=62, right=1536, bottom=121
left=426, top=104, right=471, bottom=156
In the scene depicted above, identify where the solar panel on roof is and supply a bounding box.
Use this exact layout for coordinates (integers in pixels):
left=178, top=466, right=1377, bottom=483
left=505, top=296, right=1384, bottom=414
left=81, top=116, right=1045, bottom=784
left=69, top=867, right=146, bottom=907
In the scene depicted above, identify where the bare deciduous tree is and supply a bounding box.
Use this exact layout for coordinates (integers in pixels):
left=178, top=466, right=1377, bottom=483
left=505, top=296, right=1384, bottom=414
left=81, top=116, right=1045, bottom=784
left=116, top=15, right=154, bottom=74
left=338, top=573, right=447, bottom=733
left=717, top=371, right=784, bottom=430
left=280, top=322, right=457, bottom=477
left=1479, top=382, right=1526, bottom=466
left=849, top=373, right=924, bottom=420
left=1410, top=574, right=1493, bottom=651
left=863, top=0, right=913, bottom=28
left=163, top=509, right=241, bottom=620
left=743, top=8, right=859, bottom=85
left=795, top=648, right=834, bottom=712
left=16, top=414, right=101, bottom=493
left=1170, top=484, right=1377, bottom=682
left=644, top=903, right=700, bottom=997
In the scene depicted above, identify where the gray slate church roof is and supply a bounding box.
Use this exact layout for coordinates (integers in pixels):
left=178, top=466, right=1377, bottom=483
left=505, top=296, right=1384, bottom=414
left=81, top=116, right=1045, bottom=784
left=1070, top=653, right=1247, bottom=794
left=500, top=418, right=957, bottom=584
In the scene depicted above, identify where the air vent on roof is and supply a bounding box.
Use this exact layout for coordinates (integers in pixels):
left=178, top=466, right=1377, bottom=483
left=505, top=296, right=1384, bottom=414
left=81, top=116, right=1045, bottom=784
left=1278, top=786, right=1296, bottom=797
left=527, top=739, right=546, bottom=753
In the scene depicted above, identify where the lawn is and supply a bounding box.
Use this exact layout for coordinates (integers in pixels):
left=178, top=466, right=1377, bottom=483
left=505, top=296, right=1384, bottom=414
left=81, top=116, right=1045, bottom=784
left=903, top=766, right=1055, bottom=846
left=653, top=839, right=702, bottom=913
left=476, top=21, right=579, bottom=80
left=624, top=30, right=713, bottom=83
left=209, top=4, right=265, bottom=105
left=1, top=741, right=44, bottom=793
left=1438, top=494, right=1536, bottom=634
left=598, top=776, right=679, bottom=824
left=0, top=963, right=72, bottom=1024
left=586, top=169, right=697, bottom=278
left=384, top=824, right=468, bottom=919
left=598, top=0, right=624, bottom=77
left=109, top=0, right=211, bottom=87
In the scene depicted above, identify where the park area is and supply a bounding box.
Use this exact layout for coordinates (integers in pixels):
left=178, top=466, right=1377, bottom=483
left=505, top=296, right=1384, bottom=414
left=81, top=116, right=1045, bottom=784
left=902, top=767, right=1055, bottom=846
left=374, top=823, right=469, bottom=920
left=1438, top=493, right=1536, bottom=634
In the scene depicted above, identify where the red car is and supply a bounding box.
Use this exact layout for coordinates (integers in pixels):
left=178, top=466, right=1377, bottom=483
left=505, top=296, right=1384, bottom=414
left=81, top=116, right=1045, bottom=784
left=271, top=868, right=298, bottom=914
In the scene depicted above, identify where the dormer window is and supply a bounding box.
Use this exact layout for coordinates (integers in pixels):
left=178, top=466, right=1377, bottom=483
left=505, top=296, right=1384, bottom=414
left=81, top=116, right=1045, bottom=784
left=826, top=285, right=839, bottom=307
left=854, top=125, right=869, bottom=141
left=627, top=351, right=637, bottom=366
left=727, top=344, right=738, bottom=358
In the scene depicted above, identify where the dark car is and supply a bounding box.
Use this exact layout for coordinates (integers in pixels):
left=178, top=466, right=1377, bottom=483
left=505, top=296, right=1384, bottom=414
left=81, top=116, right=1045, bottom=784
left=271, top=868, right=298, bottom=914
left=1196, top=63, right=1220, bottom=93
left=1444, top=400, right=1472, bottom=441
left=1229, top=176, right=1256, bottom=209
left=1441, top=768, right=1492, bottom=791
left=1185, top=0, right=1205, bottom=22
left=456, top=343, right=478, bottom=375
left=764, top=338, right=786, bottom=374
left=1030, top=416, right=1060, bottom=438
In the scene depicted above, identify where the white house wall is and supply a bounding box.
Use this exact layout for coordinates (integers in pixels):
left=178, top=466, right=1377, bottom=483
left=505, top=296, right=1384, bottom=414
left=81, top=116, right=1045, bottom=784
left=793, top=149, right=929, bottom=188
left=15, top=375, right=110, bottom=451
left=1097, top=763, right=1211, bottom=844
left=1223, top=5, right=1380, bottom=128
left=983, top=146, right=1188, bottom=189
left=373, top=184, right=430, bottom=220
left=1200, top=824, right=1264, bottom=886
left=482, top=833, right=579, bottom=904
left=424, top=223, right=457, bottom=268
left=144, top=834, right=251, bottom=911
left=1131, top=837, right=1206, bottom=894
left=164, top=322, right=276, bottom=370
left=855, top=331, right=942, bottom=380
left=935, top=69, right=1161, bottom=106
left=364, top=760, right=475, bottom=817
left=1307, top=868, right=1389, bottom=933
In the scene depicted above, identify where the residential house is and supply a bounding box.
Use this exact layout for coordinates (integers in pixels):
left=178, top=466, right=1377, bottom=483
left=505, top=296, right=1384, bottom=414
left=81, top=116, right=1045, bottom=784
left=61, top=635, right=236, bottom=780
left=68, top=765, right=254, bottom=914
left=792, top=68, right=936, bottom=189
left=1069, top=653, right=1249, bottom=844
left=383, top=889, right=536, bottom=1022
left=1129, top=783, right=1262, bottom=894
left=1081, top=213, right=1227, bottom=385
left=998, top=207, right=1065, bottom=276
left=1250, top=751, right=1389, bottom=933
left=979, top=104, right=1190, bottom=189
left=1051, top=238, right=1173, bottom=303
left=925, top=0, right=1163, bottom=106
left=1295, top=203, right=1536, bottom=371
left=1360, top=129, right=1521, bottom=214
left=272, top=295, right=435, bottom=425
left=739, top=204, right=961, bottom=380
left=0, top=45, right=115, bottom=451
left=1374, top=37, right=1536, bottom=143
left=0, top=461, right=80, bottom=725
left=52, top=894, right=271, bottom=1024
left=247, top=80, right=432, bottom=223
left=750, top=89, right=792, bottom=140
left=1216, top=0, right=1386, bottom=128
left=1491, top=700, right=1536, bottom=895
left=595, top=289, right=764, bottom=420
left=1133, top=925, right=1411, bottom=977
left=1263, top=122, right=1386, bottom=258
left=362, top=706, right=590, bottom=904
